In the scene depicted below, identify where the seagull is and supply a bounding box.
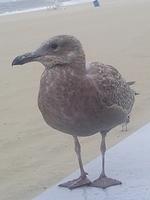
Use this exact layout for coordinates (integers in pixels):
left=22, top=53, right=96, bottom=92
left=12, top=35, right=135, bottom=189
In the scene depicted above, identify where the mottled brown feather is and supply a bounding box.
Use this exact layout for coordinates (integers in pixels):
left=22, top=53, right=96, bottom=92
left=13, top=35, right=135, bottom=137
left=37, top=36, right=135, bottom=136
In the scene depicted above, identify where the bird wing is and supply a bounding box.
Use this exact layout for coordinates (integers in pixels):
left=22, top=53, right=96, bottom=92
left=86, top=62, right=135, bottom=114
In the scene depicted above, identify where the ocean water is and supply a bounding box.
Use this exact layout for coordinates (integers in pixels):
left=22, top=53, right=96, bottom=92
left=0, top=0, right=146, bottom=16
left=0, top=0, right=93, bottom=16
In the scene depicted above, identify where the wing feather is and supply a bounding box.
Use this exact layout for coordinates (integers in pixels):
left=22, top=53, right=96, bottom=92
left=86, top=62, right=135, bottom=113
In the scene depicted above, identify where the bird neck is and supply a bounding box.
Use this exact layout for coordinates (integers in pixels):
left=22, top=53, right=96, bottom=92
left=70, top=55, right=86, bottom=75
left=67, top=49, right=86, bottom=75
left=50, top=62, right=86, bottom=77
left=45, top=53, right=86, bottom=76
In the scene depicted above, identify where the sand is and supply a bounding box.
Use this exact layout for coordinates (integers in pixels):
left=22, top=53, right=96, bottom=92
left=0, top=1, right=150, bottom=200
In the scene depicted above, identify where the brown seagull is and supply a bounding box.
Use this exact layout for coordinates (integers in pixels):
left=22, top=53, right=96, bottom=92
left=12, top=35, right=135, bottom=189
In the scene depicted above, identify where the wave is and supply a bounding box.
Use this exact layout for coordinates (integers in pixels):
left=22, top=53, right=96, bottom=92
left=0, top=0, right=93, bottom=17
left=0, top=6, right=49, bottom=16
left=62, top=0, right=92, bottom=6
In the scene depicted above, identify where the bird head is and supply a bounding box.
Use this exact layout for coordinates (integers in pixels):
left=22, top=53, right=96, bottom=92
left=12, top=35, right=85, bottom=70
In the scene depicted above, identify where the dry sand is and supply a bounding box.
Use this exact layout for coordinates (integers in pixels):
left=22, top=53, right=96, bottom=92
left=0, top=1, right=150, bottom=199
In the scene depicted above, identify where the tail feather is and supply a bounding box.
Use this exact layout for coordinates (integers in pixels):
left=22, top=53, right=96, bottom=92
left=127, top=81, right=139, bottom=96
left=127, top=81, right=135, bottom=86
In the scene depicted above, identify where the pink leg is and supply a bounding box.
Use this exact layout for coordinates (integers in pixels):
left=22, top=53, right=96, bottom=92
left=91, top=132, right=121, bottom=189
left=59, top=136, right=91, bottom=189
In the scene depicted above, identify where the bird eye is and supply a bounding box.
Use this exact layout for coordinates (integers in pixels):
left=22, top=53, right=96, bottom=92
left=51, top=43, right=58, bottom=50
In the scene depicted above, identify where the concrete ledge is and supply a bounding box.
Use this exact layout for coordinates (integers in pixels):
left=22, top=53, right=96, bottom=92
left=33, top=123, right=150, bottom=200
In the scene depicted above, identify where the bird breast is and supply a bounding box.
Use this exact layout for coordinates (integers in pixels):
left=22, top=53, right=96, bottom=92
left=38, top=69, right=105, bottom=136
left=38, top=68, right=129, bottom=136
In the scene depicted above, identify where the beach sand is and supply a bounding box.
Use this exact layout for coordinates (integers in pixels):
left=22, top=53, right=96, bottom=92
left=0, top=1, right=150, bottom=199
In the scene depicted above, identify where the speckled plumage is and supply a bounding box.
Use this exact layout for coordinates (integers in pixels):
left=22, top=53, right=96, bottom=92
left=12, top=35, right=135, bottom=189
left=37, top=37, right=135, bottom=137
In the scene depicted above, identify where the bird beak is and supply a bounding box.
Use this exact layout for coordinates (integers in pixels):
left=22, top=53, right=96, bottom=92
left=12, top=52, right=41, bottom=66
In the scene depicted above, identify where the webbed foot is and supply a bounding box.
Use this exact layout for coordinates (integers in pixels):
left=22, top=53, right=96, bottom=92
left=91, top=175, right=121, bottom=189
left=59, top=175, right=91, bottom=189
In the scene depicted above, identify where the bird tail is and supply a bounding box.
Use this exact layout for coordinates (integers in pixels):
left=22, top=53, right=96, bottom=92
left=134, top=92, right=140, bottom=95
left=127, top=81, right=135, bottom=86
left=127, top=81, right=140, bottom=96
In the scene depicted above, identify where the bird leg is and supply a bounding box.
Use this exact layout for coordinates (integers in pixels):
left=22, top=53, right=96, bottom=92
left=91, top=132, right=121, bottom=189
left=59, top=136, right=91, bottom=189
